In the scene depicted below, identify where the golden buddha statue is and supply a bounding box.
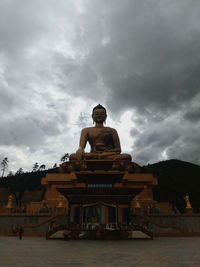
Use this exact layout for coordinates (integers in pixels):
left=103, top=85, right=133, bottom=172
left=69, top=104, right=131, bottom=161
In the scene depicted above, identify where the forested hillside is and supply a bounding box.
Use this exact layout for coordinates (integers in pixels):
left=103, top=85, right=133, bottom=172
left=0, top=167, right=59, bottom=205
left=142, top=159, right=200, bottom=212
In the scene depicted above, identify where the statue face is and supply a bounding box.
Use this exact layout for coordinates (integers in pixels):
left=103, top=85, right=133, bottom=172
left=92, top=108, right=107, bottom=123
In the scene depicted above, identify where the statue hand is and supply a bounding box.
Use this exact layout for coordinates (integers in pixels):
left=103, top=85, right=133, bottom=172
left=76, top=148, right=84, bottom=160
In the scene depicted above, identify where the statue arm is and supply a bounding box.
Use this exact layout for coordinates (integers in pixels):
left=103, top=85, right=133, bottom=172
left=108, top=129, right=121, bottom=153
left=76, top=128, right=88, bottom=160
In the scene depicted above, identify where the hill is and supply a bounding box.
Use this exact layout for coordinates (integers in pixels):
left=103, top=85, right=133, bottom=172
left=0, top=167, right=59, bottom=206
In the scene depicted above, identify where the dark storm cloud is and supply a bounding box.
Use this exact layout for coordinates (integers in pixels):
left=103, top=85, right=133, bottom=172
left=56, top=0, right=200, bottom=117
left=77, top=0, right=200, bottom=115
left=183, top=106, right=200, bottom=122
left=131, top=103, right=200, bottom=165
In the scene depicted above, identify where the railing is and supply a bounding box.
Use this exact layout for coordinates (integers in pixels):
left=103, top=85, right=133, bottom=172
left=0, top=208, right=67, bottom=216
left=46, top=225, right=65, bottom=239
left=0, top=212, right=52, bottom=216
left=22, top=213, right=67, bottom=229
left=135, top=214, right=186, bottom=233
left=132, top=224, right=153, bottom=239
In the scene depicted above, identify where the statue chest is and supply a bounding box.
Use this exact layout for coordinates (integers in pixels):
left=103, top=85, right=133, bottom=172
left=88, top=129, right=113, bottom=144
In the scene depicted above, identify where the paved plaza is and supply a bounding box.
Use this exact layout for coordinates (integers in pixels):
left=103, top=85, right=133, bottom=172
left=0, top=236, right=200, bottom=267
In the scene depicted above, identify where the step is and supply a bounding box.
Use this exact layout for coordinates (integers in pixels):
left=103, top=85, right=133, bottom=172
left=49, top=230, right=64, bottom=239
left=128, top=230, right=152, bottom=239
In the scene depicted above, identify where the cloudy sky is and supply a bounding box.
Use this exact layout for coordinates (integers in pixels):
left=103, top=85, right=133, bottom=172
left=0, top=0, right=200, bottom=173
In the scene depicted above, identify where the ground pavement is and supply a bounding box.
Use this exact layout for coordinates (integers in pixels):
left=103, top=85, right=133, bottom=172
left=0, top=236, right=199, bottom=267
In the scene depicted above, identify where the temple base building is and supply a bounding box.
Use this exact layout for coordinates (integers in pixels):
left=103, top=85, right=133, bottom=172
left=40, top=159, right=157, bottom=239
left=41, top=105, right=157, bottom=237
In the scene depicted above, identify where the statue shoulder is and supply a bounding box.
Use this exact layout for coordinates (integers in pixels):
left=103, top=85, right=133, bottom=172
left=104, top=127, right=118, bottom=133
left=80, top=127, right=93, bottom=133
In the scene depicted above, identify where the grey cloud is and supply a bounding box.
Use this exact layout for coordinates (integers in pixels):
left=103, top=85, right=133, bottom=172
left=166, top=132, right=200, bottom=164
left=76, top=112, right=90, bottom=129
left=0, top=115, right=61, bottom=148
left=183, top=105, right=200, bottom=122
left=56, top=0, right=200, bottom=116
left=131, top=111, right=200, bottom=165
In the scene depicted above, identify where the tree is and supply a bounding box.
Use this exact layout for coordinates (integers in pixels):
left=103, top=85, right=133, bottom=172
left=39, top=164, right=46, bottom=171
left=32, top=162, right=39, bottom=172
left=53, top=163, right=57, bottom=168
left=15, top=168, right=24, bottom=175
left=1, top=157, right=8, bottom=178
left=60, top=153, right=69, bottom=163
left=7, top=171, right=14, bottom=177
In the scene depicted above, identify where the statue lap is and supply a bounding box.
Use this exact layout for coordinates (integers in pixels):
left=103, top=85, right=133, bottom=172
left=69, top=153, right=132, bottom=161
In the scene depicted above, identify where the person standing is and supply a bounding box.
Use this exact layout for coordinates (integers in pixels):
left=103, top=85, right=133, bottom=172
left=19, top=226, right=23, bottom=240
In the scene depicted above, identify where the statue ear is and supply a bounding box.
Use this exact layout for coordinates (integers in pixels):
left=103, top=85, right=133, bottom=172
left=103, top=114, right=107, bottom=125
left=92, top=114, right=94, bottom=124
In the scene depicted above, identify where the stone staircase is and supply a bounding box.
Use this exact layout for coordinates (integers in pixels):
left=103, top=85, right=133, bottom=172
left=46, top=224, right=153, bottom=240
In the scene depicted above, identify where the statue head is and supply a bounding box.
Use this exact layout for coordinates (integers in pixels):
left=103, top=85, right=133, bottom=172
left=92, top=104, right=107, bottom=123
left=92, top=104, right=107, bottom=114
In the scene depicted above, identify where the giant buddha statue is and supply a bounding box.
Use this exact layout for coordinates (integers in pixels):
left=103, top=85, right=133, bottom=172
left=69, top=104, right=132, bottom=161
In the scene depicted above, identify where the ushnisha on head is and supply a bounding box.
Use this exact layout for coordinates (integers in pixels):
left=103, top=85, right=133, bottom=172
left=92, top=104, right=107, bottom=124
left=92, top=104, right=107, bottom=115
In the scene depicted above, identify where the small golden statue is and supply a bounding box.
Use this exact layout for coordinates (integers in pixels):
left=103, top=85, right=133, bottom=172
left=184, top=194, right=192, bottom=209
left=57, top=196, right=64, bottom=209
left=6, top=194, right=14, bottom=211
left=134, top=195, right=141, bottom=209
